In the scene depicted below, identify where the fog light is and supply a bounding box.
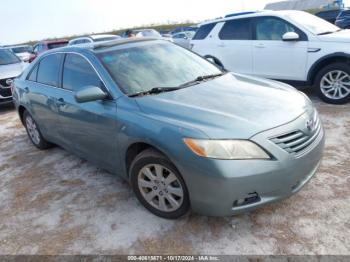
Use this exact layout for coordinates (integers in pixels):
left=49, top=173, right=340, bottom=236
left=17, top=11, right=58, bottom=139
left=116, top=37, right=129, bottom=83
left=233, top=193, right=260, bottom=208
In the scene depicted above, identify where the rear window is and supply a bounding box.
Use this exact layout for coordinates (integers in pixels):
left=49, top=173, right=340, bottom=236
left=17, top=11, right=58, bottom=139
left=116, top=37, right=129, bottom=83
left=192, top=23, right=217, bottom=40
left=219, top=18, right=252, bottom=40
left=48, top=42, right=67, bottom=49
left=37, top=54, right=62, bottom=86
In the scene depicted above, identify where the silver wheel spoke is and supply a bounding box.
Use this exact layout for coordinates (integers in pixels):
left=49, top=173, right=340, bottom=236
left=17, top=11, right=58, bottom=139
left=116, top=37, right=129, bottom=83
left=165, top=195, right=180, bottom=209
left=142, top=167, right=156, bottom=181
left=167, top=186, right=183, bottom=197
left=164, top=173, right=177, bottom=186
left=158, top=195, right=167, bottom=210
left=321, top=70, right=350, bottom=100
left=138, top=164, right=184, bottom=213
left=138, top=179, right=154, bottom=189
left=154, top=165, right=163, bottom=179
left=144, top=190, right=157, bottom=202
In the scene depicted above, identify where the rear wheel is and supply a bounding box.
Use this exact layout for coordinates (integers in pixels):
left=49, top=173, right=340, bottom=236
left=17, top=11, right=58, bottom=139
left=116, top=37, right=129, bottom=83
left=315, top=63, right=350, bottom=104
left=23, top=111, right=52, bottom=150
left=130, top=149, right=190, bottom=219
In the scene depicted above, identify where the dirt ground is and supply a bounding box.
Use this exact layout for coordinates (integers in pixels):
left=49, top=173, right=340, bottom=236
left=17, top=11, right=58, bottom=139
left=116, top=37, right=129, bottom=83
left=0, top=97, right=349, bottom=255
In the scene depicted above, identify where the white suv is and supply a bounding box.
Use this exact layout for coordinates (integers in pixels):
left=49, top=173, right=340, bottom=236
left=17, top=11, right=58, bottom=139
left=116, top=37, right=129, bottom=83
left=191, top=10, right=350, bottom=104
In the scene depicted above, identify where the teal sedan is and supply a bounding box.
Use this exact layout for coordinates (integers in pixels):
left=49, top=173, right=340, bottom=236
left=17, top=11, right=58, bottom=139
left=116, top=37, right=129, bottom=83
left=13, top=39, right=325, bottom=218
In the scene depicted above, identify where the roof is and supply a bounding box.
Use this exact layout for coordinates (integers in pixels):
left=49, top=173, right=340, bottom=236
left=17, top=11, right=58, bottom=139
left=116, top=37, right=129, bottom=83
left=45, top=37, right=160, bottom=54
left=199, top=10, right=304, bottom=25
left=38, top=39, right=69, bottom=44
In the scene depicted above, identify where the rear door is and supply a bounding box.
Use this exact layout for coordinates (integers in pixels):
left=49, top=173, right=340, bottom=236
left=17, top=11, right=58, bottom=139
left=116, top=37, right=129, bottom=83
left=25, top=53, right=64, bottom=141
left=252, top=16, right=309, bottom=81
left=215, top=18, right=253, bottom=74
left=56, top=53, right=119, bottom=170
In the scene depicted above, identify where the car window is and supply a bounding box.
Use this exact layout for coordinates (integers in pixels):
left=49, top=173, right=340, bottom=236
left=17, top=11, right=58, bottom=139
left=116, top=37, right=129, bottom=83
left=37, top=54, right=62, bottom=86
left=340, top=10, right=350, bottom=17
left=192, top=23, right=217, bottom=40
left=255, top=17, right=296, bottom=41
left=219, top=18, right=252, bottom=40
left=48, top=42, right=67, bottom=49
left=0, top=49, right=20, bottom=65
left=33, top=45, right=39, bottom=53
left=28, top=64, right=39, bottom=81
left=62, top=54, right=103, bottom=92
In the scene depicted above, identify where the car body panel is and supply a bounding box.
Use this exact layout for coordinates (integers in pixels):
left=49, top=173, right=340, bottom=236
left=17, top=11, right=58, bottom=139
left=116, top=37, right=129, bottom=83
left=13, top=40, right=325, bottom=216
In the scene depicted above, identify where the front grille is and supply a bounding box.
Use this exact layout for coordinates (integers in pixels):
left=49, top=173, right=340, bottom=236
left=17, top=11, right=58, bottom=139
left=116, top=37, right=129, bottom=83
left=0, top=78, right=13, bottom=98
left=270, top=113, right=321, bottom=155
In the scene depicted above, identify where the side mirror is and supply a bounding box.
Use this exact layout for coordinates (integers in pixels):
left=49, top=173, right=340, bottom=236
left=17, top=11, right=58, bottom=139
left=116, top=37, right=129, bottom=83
left=75, top=86, right=107, bottom=103
left=282, top=32, right=300, bottom=41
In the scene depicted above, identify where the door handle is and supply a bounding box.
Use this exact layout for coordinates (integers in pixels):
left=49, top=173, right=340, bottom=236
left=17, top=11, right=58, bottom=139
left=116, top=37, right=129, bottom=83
left=56, top=98, right=66, bottom=107
left=254, top=43, right=266, bottom=48
left=218, top=43, right=226, bottom=47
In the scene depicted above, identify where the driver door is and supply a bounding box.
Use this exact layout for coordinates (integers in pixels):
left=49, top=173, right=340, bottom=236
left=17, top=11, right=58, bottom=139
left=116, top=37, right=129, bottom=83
left=56, top=53, right=120, bottom=171
left=252, top=16, right=309, bottom=81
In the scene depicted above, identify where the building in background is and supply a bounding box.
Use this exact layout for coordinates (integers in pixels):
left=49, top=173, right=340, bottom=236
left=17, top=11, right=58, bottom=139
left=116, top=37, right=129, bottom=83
left=265, top=0, right=344, bottom=10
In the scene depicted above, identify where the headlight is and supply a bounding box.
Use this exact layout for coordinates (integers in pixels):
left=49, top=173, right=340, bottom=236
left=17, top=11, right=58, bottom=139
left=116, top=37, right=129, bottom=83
left=183, top=138, right=270, bottom=160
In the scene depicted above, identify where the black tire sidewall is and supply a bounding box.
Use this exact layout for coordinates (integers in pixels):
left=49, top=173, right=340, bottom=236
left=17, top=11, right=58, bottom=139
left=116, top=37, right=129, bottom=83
left=130, top=149, right=190, bottom=219
left=315, top=63, right=350, bottom=104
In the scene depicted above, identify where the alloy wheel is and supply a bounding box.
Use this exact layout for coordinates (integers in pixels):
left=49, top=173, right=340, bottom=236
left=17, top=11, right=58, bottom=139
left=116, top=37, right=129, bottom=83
left=26, top=116, right=41, bottom=145
left=137, top=164, right=184, bottom=212
left=320, top=70, right=350, bottom=100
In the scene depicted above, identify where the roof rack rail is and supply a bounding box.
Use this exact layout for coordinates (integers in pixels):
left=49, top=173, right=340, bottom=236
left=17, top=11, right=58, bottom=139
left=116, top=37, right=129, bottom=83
left=225, top=11, right=256, bottom=18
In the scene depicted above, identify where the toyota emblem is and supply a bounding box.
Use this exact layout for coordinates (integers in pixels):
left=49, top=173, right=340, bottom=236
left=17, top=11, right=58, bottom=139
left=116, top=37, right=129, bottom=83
left=5, top=79, right=13, bottom=86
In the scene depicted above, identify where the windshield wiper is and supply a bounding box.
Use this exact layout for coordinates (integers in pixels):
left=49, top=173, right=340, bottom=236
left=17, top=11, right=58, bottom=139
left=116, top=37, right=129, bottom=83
left=128, top=87, right=182, bottom=97
left=179, top=72, right=227, bottom=88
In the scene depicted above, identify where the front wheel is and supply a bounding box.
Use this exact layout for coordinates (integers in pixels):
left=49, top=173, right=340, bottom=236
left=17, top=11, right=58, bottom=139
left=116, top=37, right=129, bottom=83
left=130, top=149, right=190, bottom=219
left=315, top=63, right=350, bottom=104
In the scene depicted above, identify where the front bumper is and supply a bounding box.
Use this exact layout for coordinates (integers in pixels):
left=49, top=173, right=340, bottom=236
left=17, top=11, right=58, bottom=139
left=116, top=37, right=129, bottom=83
left=175, top=114, right=325, bottom=217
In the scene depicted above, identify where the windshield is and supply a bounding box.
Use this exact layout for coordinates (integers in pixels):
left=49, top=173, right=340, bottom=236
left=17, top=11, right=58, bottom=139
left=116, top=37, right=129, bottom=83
left=285, top=11, right=340, bottom=35
left=12, top=46, right=32, bottom=53
left=97, top=41, right=221, bottom=95
left=0, top=49, right=20, bottom=65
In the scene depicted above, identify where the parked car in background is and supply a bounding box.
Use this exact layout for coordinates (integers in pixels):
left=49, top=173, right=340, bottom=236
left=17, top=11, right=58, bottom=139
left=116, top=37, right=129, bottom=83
left=7, top=45, right=34, bottom=62
left=172, top=31, right=195, bottom=49
left=13, top=39, right=324, bottom=218
left=192, top=10, right=350, bottom=104
left=0, top=48, right=27, bottom=105
left=122, top=29, right=173, bottom=42
left=68, top=34, right=121, bottom=45
left=335, top=9, right=350, bottom=28
left=315, top=9, right=341, bottom=23
left=169, top=26, right=198, bottom=35
left=31, top=40, right=68, bottom=62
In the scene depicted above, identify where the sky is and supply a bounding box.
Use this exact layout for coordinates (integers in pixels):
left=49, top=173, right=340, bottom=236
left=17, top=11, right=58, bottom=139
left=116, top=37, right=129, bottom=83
left=0, top=0, right=348, bottom=45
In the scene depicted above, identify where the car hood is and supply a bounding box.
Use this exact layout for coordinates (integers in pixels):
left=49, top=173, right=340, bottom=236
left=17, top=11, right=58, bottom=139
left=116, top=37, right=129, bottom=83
left=318, top=29, right=350, bottom=42
left=0, top=62, right=26, bottom=79
left=135, top=73, right=312, bottom=139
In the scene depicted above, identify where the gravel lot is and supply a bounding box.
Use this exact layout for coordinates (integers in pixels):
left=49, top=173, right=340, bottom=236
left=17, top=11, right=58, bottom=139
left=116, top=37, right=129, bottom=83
left=0, top=97, right=349, bottom=255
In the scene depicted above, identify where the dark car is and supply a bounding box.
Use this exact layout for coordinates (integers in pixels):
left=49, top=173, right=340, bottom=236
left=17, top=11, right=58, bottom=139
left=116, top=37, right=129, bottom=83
left=335, top=9, right=350, bottom=28
left=31, top=40, right=68, bottom=62
left=315, top=9, right=341, bottom=24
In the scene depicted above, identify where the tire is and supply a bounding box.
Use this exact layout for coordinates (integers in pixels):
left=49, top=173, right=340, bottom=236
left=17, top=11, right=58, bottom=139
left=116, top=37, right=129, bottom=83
left=23, top=111, right=52, bottom=150
left=314, top=62, right=350, bottom=104
left=130, top=148, right=190, bottom=219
